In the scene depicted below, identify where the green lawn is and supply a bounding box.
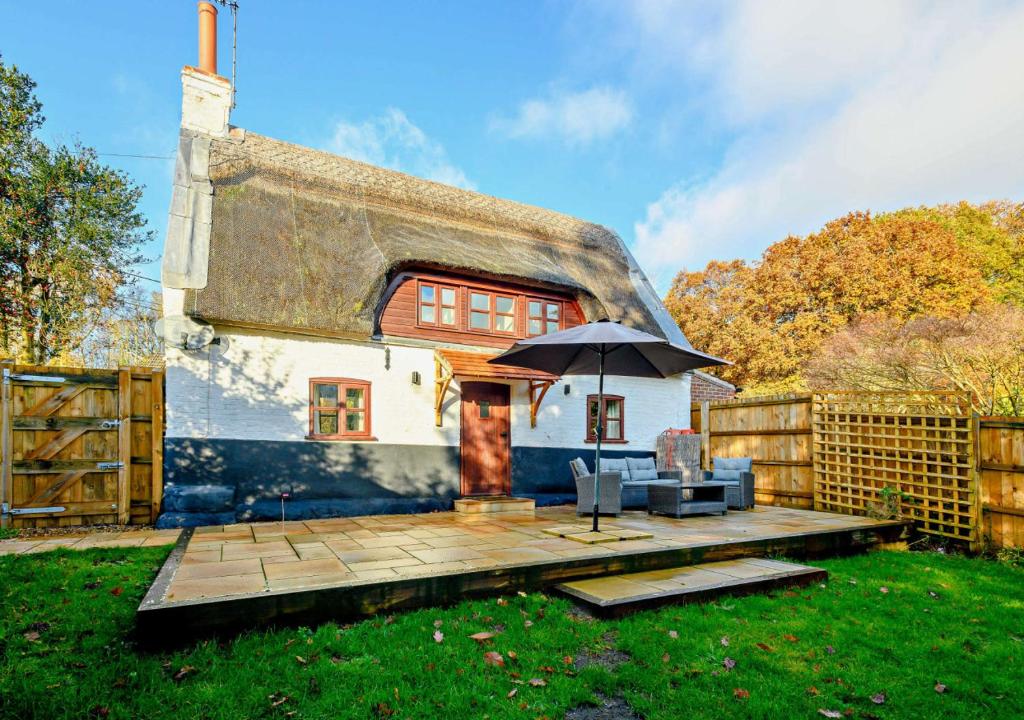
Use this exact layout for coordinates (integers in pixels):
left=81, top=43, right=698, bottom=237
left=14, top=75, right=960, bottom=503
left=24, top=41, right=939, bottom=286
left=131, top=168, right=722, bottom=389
left=0, top=548, right=1020, bottom=719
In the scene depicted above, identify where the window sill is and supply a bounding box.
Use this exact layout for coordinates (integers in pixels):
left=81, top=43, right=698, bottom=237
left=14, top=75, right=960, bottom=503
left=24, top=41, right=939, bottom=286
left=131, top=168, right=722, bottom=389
left=305, top=435, right=378, bottom=442
left=584, top=439, right=629, bottom=444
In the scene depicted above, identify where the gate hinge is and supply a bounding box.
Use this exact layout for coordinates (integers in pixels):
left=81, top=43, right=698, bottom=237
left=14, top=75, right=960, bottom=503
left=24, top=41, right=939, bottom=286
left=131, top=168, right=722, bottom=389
left=99, top=419, right=121, bottom=429
left=4, top=504, right=68, bottom=516
left=8, top=373, right=66, bottom=384
left=97, top=461, right=124, bottom=470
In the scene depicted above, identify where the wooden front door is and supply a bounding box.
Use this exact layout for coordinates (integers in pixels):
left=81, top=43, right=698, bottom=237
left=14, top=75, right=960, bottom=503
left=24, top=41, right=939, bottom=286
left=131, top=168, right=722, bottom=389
left=460, top=382, right=511, bottom=496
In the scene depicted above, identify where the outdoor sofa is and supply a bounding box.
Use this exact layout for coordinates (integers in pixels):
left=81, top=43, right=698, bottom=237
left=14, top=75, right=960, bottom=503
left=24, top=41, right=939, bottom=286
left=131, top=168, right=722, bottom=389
left=705, top=457, right=756, bottom=510
left=570, top=456, right=682, bottom=513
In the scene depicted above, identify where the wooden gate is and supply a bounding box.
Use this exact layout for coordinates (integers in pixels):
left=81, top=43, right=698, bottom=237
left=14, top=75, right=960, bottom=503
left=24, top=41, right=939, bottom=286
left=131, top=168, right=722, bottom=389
left=0, top=360, right=163, bottom=528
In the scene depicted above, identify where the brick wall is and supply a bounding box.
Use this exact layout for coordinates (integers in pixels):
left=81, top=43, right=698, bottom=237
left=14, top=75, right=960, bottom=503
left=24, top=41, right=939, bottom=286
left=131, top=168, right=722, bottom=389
left=690, top=372, right=736, bottom=402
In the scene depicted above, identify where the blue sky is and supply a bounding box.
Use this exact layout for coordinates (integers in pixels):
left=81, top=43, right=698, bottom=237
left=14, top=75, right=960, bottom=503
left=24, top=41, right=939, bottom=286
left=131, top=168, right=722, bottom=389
left=3, top=1, right=1023, bottom=294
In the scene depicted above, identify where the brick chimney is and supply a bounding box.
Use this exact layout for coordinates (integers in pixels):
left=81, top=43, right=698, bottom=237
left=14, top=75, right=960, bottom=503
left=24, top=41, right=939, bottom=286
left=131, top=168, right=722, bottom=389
left=180, top=1, right=231, bottom=138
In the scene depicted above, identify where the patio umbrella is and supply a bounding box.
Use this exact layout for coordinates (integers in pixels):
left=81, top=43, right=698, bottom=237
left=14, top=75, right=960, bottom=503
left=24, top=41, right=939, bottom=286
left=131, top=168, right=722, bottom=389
left=489, top=320, right=729, bottom=531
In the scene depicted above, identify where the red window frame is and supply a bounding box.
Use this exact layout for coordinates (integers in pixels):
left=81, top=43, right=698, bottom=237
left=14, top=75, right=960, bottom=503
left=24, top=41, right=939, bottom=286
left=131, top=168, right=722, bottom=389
left=527, top=298, right=562, bottom=337
left=308, top=378, right=373, bottom=440
left=417, top=281, right=458, bottom=328
left=467, top=291, right=517, bottom=335
left=585, top=394, right=626, bottom=443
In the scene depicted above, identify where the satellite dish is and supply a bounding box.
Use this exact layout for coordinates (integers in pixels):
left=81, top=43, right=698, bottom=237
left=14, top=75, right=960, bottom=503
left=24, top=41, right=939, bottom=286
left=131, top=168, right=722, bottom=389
left=153, top=315, right=216, bottom=351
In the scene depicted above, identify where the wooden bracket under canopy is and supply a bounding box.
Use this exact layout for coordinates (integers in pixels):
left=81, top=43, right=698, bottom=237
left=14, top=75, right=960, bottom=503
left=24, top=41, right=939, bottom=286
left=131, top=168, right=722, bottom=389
left=435, top=357, right=454, bottom=427
left=528, top=380, right=554, bottom=428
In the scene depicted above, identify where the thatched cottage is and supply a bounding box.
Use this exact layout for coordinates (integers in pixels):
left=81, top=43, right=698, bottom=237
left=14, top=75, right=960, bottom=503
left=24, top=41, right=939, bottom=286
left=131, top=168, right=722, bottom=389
left=158, top=6, right=701, bottom=526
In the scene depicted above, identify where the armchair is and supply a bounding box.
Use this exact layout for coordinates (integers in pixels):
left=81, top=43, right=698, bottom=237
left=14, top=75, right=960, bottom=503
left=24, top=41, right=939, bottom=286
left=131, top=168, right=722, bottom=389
left=704, top=457, right=755, bottom=510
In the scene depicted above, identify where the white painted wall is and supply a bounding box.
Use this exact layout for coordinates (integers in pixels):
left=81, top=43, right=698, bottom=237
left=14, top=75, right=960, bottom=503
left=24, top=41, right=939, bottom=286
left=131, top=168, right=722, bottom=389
left=165, top=326, right=691, bottom=449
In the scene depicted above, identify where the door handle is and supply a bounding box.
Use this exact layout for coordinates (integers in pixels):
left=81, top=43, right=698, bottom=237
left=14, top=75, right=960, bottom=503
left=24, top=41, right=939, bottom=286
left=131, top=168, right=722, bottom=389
left=499, top=431, right=509, bottom=438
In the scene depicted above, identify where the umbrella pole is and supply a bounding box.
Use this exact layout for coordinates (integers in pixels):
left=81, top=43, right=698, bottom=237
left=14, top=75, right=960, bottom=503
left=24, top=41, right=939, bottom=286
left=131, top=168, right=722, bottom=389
left=592, top=346, right=605, bottom=532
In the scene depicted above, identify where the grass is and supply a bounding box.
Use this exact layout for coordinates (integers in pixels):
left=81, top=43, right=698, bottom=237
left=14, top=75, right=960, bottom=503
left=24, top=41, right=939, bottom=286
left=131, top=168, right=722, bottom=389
left=0, top=548, right=1021, bottom=719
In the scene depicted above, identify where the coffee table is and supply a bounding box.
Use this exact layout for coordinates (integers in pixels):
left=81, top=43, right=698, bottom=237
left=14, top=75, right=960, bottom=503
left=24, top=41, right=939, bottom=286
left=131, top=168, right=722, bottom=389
left=648, top=481, right=728, bottom=517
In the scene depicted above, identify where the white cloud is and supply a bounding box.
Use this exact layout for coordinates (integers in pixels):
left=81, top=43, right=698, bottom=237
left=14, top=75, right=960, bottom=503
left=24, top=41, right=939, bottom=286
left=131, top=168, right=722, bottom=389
left=492, top=86, right=633, bottom=146
left=327, top=108, right=474, bottom=190
left=612, top=0, right=1024, bottom=289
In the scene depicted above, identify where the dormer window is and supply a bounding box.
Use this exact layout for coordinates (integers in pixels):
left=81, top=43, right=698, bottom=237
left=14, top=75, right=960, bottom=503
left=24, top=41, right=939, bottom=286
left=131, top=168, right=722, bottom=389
left=419, top=282, right=458, bottom=327
left=528, top=300, right=560, bottom=336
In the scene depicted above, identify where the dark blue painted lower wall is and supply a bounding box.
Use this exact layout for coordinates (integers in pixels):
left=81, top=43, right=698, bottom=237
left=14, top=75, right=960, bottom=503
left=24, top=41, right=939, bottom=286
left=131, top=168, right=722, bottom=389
left=159, top=438, right=654, bottom=527
left=511, top=446, right=655, bottom=507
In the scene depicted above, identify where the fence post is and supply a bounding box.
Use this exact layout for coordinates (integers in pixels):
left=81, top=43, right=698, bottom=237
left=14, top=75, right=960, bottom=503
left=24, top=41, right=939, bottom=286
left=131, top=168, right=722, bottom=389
left=700, top=401, right=711, bottom=471
left=117, top=367, right=132, bottom=525
left=0, top=359, right=14, bottom=528
left=969, top=411, right=983, bottom=553
left=150, top=369, right=164, bottom=524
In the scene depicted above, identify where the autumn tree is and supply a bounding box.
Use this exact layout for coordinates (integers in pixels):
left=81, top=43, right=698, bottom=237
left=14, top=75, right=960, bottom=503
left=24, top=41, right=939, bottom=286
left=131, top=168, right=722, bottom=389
left=665, top=211, right=990, bottom=393
left=0, top=56, right=153, bottom=364
left=806, top=305, right=1024, bottom=416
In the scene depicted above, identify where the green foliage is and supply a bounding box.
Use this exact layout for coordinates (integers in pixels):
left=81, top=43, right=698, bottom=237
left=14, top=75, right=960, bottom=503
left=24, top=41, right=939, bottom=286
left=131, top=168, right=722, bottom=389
left=0, top=55, right=153, bottom=364
left=1, top=547, right=1021, bottom=719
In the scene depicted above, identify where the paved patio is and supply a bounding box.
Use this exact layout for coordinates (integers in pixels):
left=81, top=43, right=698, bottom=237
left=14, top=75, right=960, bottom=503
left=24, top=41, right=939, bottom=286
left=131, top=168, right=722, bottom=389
left=152, top=506, right=894, bottom=603
left=137, top=505, right=904, bottom=645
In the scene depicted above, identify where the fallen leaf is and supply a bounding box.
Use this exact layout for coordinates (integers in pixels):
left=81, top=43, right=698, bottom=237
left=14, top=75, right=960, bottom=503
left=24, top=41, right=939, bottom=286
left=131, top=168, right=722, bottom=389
left=668, top=630, right=679, bottom=639
left=818, top=710, right=842, bottom=718
left=879, top=586, right=890, bottom=594
left=172, top=666, right=195, bottom=682
left=22, top=631, right=40, bottom=642
left=825, top=645, right=836, bottom=655
left=528, top=678, right=547, bottom=687
left=806, top=686, right=820, bottom=696
left=497, top=598, right=508, bottom=606
left=507, top=688, right=518, bottom=699
left=539, top=665, right=555, bottom=674
left=295, top=656, right=307, bottom=665
left=269, top=694, right=289, bottom=708
left=720, top=636, right=730, bottom=647
left=662, top=653, right=670, bottom=663
left=870, top=693, right=886, bottom=705
left=756, top=642, right=775, bottom=653
left=783, top=634, right=799, bottom=643
left=89, top=706, right=110, bottom=718
left=433, top=619, right=443, bottom=628
left=517, top=591, right=527, bottom=597
left=523, top=620, right=534, bottom=629
left=934, top=682, right=947, bottom=694
left=507, top=650, right=518, bottom=660
left=483, top=651, right=505, bottom=667
left=433, top=631, right=444, bottom=643
left=723, top=657, right=736, bottom=671
left=84, top=581, right=101, bottom=590
left=562, top=655, right=573, bottom=664
left=110, top=586, right=123, bottom=597
left=470, top=632, right=495, bottom=643
left=733, top=688, right=750, bottom=699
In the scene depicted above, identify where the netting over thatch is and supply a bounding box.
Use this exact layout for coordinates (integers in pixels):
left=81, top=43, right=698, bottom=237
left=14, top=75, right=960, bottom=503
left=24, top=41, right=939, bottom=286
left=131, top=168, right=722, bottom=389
left=184, top=131, right=663, bottom=340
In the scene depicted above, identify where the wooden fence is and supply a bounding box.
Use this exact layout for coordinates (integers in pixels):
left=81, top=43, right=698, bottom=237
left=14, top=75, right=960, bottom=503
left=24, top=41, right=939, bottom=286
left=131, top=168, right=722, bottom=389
left=0, top=361, right=163, bottom=528
left=978, top=417, right=1024, bottom=549
left=691, top=394, right=814, bottom=509
left=694, top=391, right=1024, bottom=550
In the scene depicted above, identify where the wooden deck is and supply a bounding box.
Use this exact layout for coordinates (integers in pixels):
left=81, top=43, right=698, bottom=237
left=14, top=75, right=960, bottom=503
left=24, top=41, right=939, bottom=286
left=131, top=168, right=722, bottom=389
left=136, top=506, right=906, bottom=646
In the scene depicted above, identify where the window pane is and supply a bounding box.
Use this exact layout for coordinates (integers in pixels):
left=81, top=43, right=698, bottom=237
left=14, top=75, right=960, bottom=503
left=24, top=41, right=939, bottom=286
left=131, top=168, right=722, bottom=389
left=589, top=399, right=599, bottom=419
left=606, top=399, right=621, bottom=419
left=470, top=311, right=490, bottom=330
left=419, top=305, right=435, bottom=323
left=314, top=410, right=338, bottom=435
left=528, top=319, right=543, bottom=335
left=495, top=314, right=515, bottom=332
left=441, top=287, right=455, bottom=305
left=495, top=296, right=514, bottom=314
left=546, top=303, right=559, bottom=320
left=313, top=383, right=339, bottom=407
left=346, top=411, right=365, bottom=432
left=479, top=400, right=490, bottom=418
left=345, top=387, right=365, bottom=409
left=546, top=321, right=559, bottom=334
left=470, top=292, right=489, bottom=311
left=606, top=420, right=621, bottom=440
left=420, top=285, right=435, bottom=303
left=441, top=307, right=455, bottom=325
left=528, top=301, right=542, bottom=317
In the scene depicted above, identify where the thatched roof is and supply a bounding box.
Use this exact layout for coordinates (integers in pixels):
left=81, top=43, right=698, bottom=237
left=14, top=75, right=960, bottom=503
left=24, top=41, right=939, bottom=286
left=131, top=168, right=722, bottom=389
left=181, top=129, right=671, bottom=340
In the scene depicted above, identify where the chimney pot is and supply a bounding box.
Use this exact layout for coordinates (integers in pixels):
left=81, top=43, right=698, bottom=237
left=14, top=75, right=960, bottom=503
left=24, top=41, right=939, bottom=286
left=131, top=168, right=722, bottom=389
left=198, top=1, right=218, bottom=75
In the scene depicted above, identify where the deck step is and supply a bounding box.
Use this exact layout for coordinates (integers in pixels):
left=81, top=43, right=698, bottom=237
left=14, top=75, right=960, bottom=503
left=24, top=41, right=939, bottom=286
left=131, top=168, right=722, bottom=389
left=555, top=558, right=827, bottom=615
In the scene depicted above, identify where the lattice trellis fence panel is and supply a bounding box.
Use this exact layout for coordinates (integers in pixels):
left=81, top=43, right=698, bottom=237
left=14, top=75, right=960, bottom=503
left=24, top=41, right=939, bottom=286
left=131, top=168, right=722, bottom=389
left=812, top=392, right=980, bottom=546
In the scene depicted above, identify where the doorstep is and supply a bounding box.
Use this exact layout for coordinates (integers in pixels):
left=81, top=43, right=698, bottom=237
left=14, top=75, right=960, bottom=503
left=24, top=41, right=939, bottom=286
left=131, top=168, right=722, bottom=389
left=453, top=496, right=535, bottom=514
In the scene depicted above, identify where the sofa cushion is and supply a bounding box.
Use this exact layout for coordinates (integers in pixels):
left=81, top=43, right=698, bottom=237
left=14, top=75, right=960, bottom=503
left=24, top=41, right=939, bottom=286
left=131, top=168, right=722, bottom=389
left=601, top=457, right=629, bottom=480
left=711, top=457, right=753, bottom=483
left=571, top=457, right=590, bottom=478
left=626, top=456, right=658, bottom=481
